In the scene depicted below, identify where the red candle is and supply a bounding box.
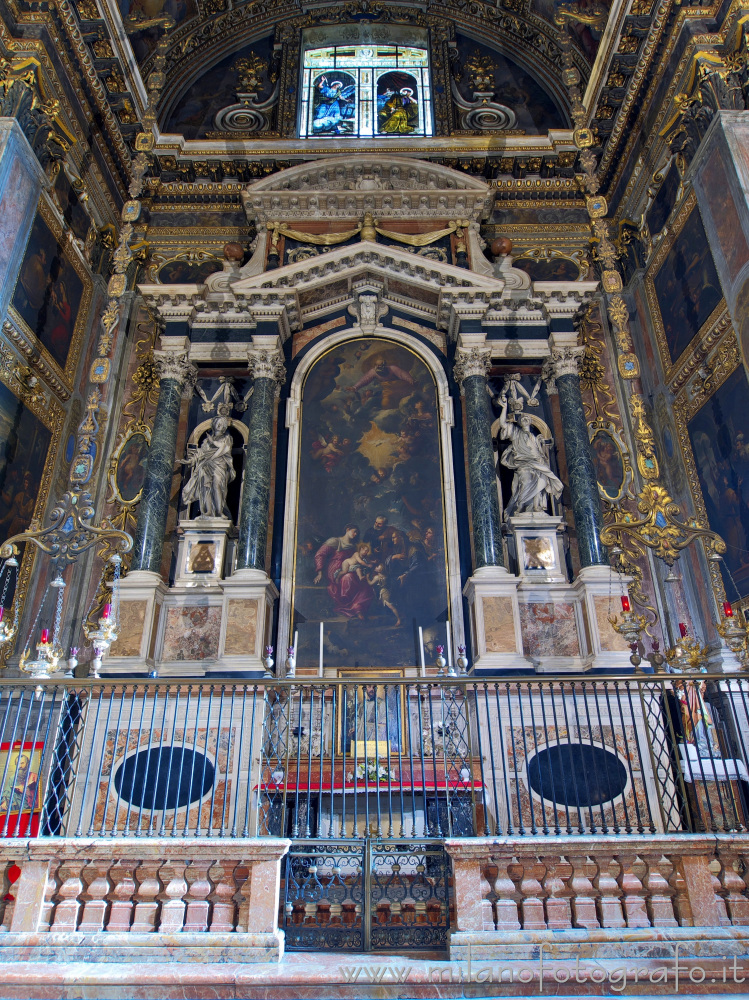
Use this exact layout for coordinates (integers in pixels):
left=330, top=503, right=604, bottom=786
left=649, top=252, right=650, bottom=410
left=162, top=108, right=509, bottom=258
left=724, top=601, right=734, bottom=617
left=103, top=604, right=112, bottom=619
left=0, top=607, right=4, bottom=623
left=620, top=595, right=631, bottom=612
left=40, top=628, right=49, bottom=644
left=678, top=622, right=688, bottom=638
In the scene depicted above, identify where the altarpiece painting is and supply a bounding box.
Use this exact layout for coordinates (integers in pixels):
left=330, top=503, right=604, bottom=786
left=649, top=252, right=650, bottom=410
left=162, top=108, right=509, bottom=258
left=292, top=339, right=448, bottom=669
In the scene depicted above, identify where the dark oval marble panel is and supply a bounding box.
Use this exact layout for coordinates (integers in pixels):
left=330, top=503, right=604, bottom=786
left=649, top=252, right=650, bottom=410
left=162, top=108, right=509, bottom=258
left=527, top=744, right=628, bottom=807
left=114, top=746, right=214, bottom=810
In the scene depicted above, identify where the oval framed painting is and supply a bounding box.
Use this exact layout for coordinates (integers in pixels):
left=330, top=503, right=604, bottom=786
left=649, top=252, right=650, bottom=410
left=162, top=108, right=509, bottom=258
left=589, top=423, right=631, bottom=503
left=113, top=429, right=150, bottom=505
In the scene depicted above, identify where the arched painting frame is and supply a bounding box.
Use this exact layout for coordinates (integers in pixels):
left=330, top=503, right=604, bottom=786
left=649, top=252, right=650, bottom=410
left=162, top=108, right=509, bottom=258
left=588, top=420, right=633, bottom=504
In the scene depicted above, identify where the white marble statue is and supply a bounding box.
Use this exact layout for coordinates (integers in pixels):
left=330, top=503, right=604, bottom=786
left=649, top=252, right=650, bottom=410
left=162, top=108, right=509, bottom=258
left=180, top=415, right=236, bottom=519
left=498, top=397, right=563, bottom=518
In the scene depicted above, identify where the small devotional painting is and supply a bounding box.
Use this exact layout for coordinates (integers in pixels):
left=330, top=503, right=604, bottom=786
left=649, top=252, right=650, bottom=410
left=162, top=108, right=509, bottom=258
left=293, top=338, right=449, bottom=669
left=652, top=207, right=723, bottom=365
left=11, top=208, right=85, bottom=373
left=590, top=428, right=626, bottom=501
left=114, top=431, right=149, bottom=504
left=687, top=366, right=749, bottom=599
left=0, top=742, right=43, bottom=837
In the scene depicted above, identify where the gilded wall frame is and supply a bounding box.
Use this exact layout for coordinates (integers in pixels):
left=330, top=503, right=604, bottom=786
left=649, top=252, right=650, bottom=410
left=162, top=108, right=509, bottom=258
left=644, top=191, right=726, bottom=383
left=6, top=196, right=93, bottom=391
left=0, top=361, right=65, bottom=659
left=672, top=330, right=744, bottom=610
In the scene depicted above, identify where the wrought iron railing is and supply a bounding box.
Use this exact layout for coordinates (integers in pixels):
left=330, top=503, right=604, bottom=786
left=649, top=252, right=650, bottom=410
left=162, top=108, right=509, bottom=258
left=0, top=673, right=746, bottom=839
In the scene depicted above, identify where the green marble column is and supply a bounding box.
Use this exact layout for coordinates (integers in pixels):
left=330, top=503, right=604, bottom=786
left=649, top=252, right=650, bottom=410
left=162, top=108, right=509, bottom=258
left=130, top=354, right=196, bottom=574
left=455, top=347, right=504, bottom=570
left=552, top=347, right=607, bottom=568
left=236, top=349, right=285, bottom=572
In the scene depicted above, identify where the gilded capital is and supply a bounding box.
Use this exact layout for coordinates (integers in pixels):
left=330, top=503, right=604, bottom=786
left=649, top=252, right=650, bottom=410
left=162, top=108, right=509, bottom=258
left=153, top=352, right=198, bottom=394
left=548, top=345, right=585, bottom=380
left=453, top=346, right=491, bottom=394
left=248, top=348, right=286, bottom=391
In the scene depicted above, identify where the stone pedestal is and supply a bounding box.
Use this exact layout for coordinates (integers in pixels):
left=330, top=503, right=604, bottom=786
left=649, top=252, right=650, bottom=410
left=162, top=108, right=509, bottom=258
left=217, top=568, right=279, bottom=673
left=463, top=566, right=525, bottom=672
left=507, top=513, right=567, bottom=583
left=174, top=516, right=233, bottom=586
left=572, top=564, right=635, bottom=669
left=105, top=570, right=168, bottom=674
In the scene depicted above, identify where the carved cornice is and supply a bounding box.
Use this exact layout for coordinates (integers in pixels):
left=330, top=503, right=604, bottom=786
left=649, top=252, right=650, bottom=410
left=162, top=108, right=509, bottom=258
left=1, top=320, right=72, bottom=402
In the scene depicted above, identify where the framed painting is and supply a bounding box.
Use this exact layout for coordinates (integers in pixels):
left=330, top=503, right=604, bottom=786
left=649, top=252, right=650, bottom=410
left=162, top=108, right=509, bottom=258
left=9, top=197, right=92, bottom=384
left=680, top=364, right=749, bottom=600
left=110, top=426, right=150, bottom=506
left=0, top=375, right=64, bottom=639
left=588, top=421, right=632, bottom=503
left=646, top=194, right=724, bottom=372
left=0, top=742, right=44, bottom=837
left=291, top=337, right=450, bottom=669
left=336, top=671, right=406, bottom=756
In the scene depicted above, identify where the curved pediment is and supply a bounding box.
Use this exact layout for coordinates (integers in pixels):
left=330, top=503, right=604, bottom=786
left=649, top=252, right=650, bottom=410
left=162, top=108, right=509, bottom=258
left=241, top=155, right=494, bottom=224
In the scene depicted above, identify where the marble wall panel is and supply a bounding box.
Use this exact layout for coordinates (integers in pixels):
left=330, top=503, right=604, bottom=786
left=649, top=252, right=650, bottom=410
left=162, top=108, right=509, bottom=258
left=110, top=600, right=147, bottom=657
left=483, top=595, right=517, bottom=653
left=224, top=599, right=258, bottom=656
left=519, top=601, right=580, bottom=657
left=162, top=604, right=221, bottom=661
left=593, top=596, right=631, bottom=652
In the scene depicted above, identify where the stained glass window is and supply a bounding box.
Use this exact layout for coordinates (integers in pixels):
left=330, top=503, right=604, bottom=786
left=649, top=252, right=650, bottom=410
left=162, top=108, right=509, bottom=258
left=300, top=45, right=433, bottom=139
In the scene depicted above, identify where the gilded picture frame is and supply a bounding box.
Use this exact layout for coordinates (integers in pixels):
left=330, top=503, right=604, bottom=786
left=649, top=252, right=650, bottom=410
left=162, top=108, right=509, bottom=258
left=644, top=191, right=726, bottom=382
left=335, top=669, right=407, bottom=757
left=109, top=423, right=151, bottom=508
left=588, top=420, right=633, bottom=504
left=7, top=196, right=93, bottom=390
left=0, top=364, right=64, bottom=662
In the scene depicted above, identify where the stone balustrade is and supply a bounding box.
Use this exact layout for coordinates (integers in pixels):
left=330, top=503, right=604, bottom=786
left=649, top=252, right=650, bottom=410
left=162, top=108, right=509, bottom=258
left=445, top=835, right=749, bottom=960
left=0, top=838, right=290, bottom=962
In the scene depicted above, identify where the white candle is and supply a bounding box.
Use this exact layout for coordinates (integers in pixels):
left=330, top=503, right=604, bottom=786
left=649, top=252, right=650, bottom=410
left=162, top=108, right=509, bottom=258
left=418, top=626, right=426, bottom=677
left=293, top=630, right=298, bottom=655
left=446, top=622, right=452, bottom=669
left=319, top=621, right=324, bottom=677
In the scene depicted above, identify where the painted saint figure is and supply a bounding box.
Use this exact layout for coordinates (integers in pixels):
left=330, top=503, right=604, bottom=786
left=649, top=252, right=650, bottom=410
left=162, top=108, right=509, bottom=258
left=378, top=87, right=418, bottom=134
left=180, top=415, right=236, bottom=519
left=312, top=75, right=356, bottom=134
left=498, top=397, right=564, bottom=517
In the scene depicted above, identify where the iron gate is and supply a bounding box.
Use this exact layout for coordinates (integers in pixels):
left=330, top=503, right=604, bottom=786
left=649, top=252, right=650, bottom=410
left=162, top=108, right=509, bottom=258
left=282, top=839, right=450, bottom=952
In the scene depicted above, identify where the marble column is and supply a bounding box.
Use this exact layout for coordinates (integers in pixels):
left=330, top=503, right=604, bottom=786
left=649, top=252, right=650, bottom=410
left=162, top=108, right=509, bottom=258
left=236, top=347, right=286, bottom=572
left=130, top=353, right=197, bottom=574
left=454, top=346, right=503, bottom=570
left=549, top=343, right=607, bottom=568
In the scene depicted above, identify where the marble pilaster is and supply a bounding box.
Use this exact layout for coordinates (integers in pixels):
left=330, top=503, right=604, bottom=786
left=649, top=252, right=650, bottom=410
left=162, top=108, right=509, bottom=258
left=130, top=351, right=197, bottom=575
left=235, top=343, right=285, bottom=573
left=548, top=335, right=607, bottom=569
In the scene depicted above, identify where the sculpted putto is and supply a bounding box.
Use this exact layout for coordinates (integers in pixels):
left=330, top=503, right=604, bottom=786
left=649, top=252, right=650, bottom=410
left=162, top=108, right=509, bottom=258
left=498, top=396, right=563, bottom=518
left=180, top=415, right=236, bottom=519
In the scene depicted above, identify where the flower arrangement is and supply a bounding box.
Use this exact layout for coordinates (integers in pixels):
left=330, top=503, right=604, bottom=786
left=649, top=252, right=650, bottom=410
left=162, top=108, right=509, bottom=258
left=348, top=761, right=395, bottom=782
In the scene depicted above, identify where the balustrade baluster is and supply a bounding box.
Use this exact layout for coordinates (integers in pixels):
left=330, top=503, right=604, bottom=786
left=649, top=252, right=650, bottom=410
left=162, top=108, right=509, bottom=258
left=542, top=856, right=572, bottom=929
left=130, top=861, right=162, bottom=932
left=491, top=856, right=520, bottom=929
left=568, top=855, right=600, bottom=929
left=595, top=857, right=625, bottom=928
left=709, top=857, right=732, bottom=926
left=716, top=850, right=749, bottom=925
left=183, top=860, right=213, bottom=932
left=159, top=861, right=188, bottom=932
left=517, top=857, right=546, bottom=929
left=667, top=859, right=694, bottom=926
left=38, top=861, right=60, bottom=932
left=642, top=854, right=678, bottom=927
left=50, top=861, right=85, bottom=932
left=616, top=854, right=650, bottom=927
left=106, top=861, right=137, bottom=932
left=78, top=860, right=113, bottom=932
left=208, top=862, right=237, bottom=932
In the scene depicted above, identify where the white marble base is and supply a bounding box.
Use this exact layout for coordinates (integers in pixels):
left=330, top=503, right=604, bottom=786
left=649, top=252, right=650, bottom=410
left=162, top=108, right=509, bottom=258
left=463, top=566, right=527, bottom=671
left=572, top=564, right=636, bottom=670
left=174, top=517, right=233, bottom=587
left=104, top=570, right=168, bottom=673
